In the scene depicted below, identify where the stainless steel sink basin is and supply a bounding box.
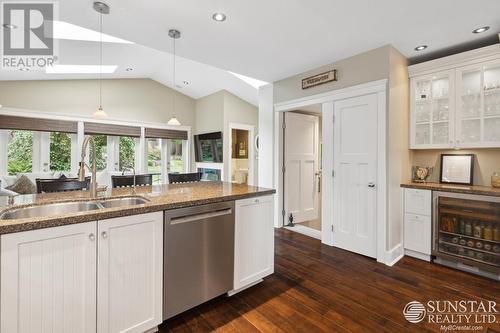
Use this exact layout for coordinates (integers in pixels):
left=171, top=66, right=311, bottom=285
left=98, top=196, right=149, bottom=208
left=0, top=201, right=101, bottom=220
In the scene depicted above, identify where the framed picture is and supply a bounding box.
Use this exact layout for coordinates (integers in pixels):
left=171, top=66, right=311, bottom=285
left=440, top=154, right=474, bottom=185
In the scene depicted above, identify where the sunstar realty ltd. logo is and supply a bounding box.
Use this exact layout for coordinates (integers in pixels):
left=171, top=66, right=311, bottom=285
left=1, top=1, right=58, bottom=70
left=404, top=300, right=499, bottom=331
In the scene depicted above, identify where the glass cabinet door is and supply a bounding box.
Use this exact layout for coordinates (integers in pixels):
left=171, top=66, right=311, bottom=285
left=412, top=72, right=453, bottom=147
left=457, top=61, right=500, bottom=146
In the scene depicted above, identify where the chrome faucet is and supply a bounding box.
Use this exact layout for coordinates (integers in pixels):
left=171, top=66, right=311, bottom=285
left=122, top=166, right=136, bottom=193
left=79, top=135, right=98, bottom=198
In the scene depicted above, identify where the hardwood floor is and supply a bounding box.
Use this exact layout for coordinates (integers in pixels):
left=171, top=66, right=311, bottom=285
left=160, top=228, right=500, bottom=333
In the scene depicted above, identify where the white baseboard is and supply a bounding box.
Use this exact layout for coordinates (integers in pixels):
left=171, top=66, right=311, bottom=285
left=227, top=279, right=263, bottom=296
left=405, top=249, right=431, bottom=262
left=284, top=224, right=321, bottom=240
left=144, top=327, right=158, bottom=333
left=385, top=244, right=404, bottom=266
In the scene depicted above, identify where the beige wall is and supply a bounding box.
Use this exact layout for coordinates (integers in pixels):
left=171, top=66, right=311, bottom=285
left=0, top=79, right=196, bottom=126
left=411, top=149, right=500, bottom=186
left=387, top=47, right=411, bottom=250
left=194, top=91, right=224, bottom=135
left=273, top=45, right=391, bottom=103
left=194, top=90, right=259, bottom=183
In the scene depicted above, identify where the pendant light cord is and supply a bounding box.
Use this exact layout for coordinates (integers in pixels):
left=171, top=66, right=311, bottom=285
left=99, top=11, right=103, bottom=109
left=172, top=35, right=176, bottom=115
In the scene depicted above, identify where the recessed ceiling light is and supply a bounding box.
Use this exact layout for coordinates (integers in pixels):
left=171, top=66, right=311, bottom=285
left=2, top=23, right=17, bottom=29
left=472, top=26, right=490, bottom=34
left=212, top=13, right=226, bottom=22
left=414, top=45, right=428, bottom=51
left=46, top=65, right=117, bottom=74
left=125, top=67, right=133, bottom=71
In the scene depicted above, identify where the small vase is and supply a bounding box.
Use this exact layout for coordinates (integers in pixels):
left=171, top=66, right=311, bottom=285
left=492, top=172, right=500, bottom=188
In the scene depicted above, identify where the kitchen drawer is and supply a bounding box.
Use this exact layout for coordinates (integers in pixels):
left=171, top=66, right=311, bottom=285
left=404, top=188, right=431, bottom=216
left=404, top=213, right=432, bottom=255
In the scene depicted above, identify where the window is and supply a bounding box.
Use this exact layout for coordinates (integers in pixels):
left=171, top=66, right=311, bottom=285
left=90, top=134, right=107, bottom=172
left=169, top=139, right=184, bottom=173
left=147, top=138, right=162, bottom=183
left=7, top=130, right=33, bottom=175
left=49, top=132, right=72, bottom=171
left=118, top=136, right=136, bottom=171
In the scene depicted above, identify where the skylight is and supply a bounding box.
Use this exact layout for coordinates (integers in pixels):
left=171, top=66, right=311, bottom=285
left=46, top=65, right=118, bottom=74
left=52, top=21, right=134, bottom=44
left=229, top=71, right=268, bottom=89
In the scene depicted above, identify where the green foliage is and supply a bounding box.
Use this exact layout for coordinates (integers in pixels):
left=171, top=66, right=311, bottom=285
left=91, top=135, right=107, bottom=171
left=50, top=132, right=71, bottom=171
left=119, top=136, right=135, bottom=170
left=7, top=130, right=33, bottom=175
left=147, top=139, right=161, bottom=172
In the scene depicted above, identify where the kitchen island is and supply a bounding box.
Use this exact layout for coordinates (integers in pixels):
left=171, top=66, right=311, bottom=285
left=0, top=182, right=275, bottom=333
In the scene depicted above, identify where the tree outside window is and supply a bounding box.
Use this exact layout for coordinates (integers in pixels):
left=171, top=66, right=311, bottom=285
left=147, top=138, right=161, bottom=183
left=7, top=130, right=33, bottom=175
left=49, top=132, right=72, bottom=171
left=90, top=135, right=107, bottom=171
left=169, top=139, right=184, bottom=173
left=119, top=136, right=136, bottom=171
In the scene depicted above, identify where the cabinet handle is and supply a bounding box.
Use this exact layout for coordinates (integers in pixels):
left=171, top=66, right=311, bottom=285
left=101, top=231, right=108, bottom=239
left=368, top=183, right=376, bottom=188
left=89, top=233, right=95, bottom=241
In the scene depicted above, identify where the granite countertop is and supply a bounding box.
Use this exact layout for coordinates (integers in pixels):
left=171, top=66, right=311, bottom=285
left=401, top=182, right=500, bottom=197
left=0, top=182, right=275, bottom=235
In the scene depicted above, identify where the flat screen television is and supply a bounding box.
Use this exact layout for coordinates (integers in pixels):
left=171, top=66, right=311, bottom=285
left=194, top=132, right=223, bottom=163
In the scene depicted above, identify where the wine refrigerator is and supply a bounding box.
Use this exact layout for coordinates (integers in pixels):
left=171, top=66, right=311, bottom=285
left=433, top=191, right=500, bottom=280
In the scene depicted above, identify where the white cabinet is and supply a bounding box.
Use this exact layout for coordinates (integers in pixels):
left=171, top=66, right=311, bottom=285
left=97, top=212, right=163, bottom=333
left=1, top=222, right=97, bottom=333
left=403, top=189, right=432, bottom=261
left=410, top=47, right=500, bottom=149
left=410, top=70, right=455, bottom=148
left=1, top=212, right=163, bottom=333
left=232, top=195, right=274, bottom=292
left=456, top=60, right=500, bottom=148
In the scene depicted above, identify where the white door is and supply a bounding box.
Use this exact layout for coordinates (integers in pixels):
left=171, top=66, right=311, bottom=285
left=1, top=222, right=97, bottom=333
left=233, top=195, right=274, bottom=291
left=284, top=112, right=320, bottom=224
left=333, top=94, right=378, bottom=258
left=97, top=212, right=163, bottom=333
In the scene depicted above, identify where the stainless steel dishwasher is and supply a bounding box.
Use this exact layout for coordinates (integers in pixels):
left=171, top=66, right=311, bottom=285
left=163, top=201, right=235, bottom=320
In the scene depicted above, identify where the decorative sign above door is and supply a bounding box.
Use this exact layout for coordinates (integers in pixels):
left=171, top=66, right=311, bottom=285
left=302, top=70, right=337, bottom=89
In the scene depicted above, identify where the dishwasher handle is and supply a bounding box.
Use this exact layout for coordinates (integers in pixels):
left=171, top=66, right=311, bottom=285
left=169, top=208, right=233, bottom=225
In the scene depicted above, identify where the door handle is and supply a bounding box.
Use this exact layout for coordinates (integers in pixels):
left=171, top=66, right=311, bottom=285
left=368, top=183, right=376, bottom=188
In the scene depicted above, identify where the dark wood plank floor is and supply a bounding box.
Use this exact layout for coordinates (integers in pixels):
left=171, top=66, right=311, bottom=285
left=160, top=228, right=500, bottom=333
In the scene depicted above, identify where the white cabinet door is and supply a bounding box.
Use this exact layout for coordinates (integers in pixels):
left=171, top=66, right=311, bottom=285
left=404, top=214, right=432, bottom=255
left=97, top=212, right=163, bottom=333
left=410, top=70, right=455, bottom=149
left=456, top=60, right=500, bottom=148
left=1, top=222, right=97, bottom=333
left=234, top=195, right=274, bottom=291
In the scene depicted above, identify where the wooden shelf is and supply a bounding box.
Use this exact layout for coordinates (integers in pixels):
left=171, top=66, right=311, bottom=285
left=439, top=207, right=499, bottom=223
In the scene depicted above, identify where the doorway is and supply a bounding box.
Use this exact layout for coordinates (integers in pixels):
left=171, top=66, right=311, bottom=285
left=282, top=106, right=322, bottom=239
left=228, top=123, right=255, bottom=185
left=273, top=79, right=387, bottom=262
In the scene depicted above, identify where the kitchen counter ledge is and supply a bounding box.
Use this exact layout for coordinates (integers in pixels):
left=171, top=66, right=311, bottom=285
left=0, top=182, right=275, bottom=235
left=401, top=182, right=500, bottom=197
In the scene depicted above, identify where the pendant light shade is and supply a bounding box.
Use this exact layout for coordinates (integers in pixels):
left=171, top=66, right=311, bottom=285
left=167, top=116, right=181, bottom=126
left=92, top=1, right=109, bottom=119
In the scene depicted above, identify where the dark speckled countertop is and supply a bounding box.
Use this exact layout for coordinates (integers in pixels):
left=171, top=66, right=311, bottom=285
left=0, top=182, right=275, bottom=235
left=401, top=182, right=500, bottom=197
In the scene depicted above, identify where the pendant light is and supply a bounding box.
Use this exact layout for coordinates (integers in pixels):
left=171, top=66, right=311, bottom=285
left=167, top=29, right=181, bottom=126
left=93, top=2, right=109, bottom=119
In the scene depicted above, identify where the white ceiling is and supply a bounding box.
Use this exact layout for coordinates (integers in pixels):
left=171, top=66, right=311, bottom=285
left=1, top=0, right=499, bottom=105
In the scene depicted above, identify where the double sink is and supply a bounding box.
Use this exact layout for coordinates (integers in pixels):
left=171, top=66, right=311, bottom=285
left=0, top=196, right=149, bottom=220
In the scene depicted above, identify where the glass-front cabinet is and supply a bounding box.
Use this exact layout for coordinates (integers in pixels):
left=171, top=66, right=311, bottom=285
left=411, top=71, right=454, bottom=148
left=456, top=61, right=500, bottom=147
left=410, top=58, right=500, bottom=149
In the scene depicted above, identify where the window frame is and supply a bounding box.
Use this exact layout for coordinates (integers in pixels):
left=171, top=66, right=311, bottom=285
left=0, top=110, right=191, bottom=184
